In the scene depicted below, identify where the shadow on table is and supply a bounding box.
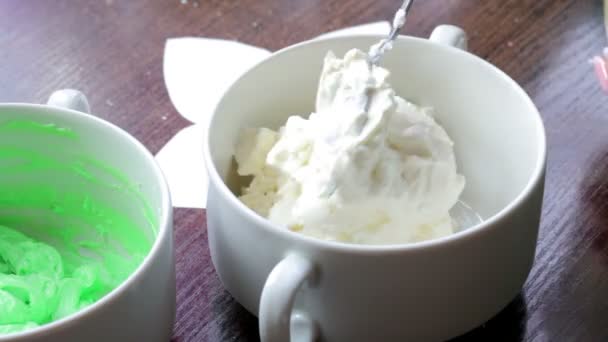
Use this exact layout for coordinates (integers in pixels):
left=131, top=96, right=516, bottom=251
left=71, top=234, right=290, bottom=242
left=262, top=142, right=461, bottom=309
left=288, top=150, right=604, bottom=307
left=533, top=146, right=608, bottom=341
left=212, top=290, right=260, bottom=342
left=450, top=294, right=528, bottom=342
left=581, top=147, right=608, bottom=266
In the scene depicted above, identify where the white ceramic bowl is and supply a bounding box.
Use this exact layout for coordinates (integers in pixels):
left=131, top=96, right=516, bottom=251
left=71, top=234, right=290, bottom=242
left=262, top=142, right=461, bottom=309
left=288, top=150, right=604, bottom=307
left=0, top=90, right=175, bottom=342
left=204, top=26, right=546, bottom=341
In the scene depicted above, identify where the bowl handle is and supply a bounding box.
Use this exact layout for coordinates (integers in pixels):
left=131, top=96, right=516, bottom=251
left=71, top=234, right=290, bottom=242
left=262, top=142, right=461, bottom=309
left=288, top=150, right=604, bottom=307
left=259, top=254, right=318, bottom=342
left=47, top=89, right=91, bottom=114
left=429, top=25, right=468, bottom=51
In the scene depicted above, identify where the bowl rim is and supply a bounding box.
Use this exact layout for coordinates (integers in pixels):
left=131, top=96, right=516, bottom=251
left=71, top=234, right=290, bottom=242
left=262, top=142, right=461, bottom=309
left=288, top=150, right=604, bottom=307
left=0, top=103, right=173, bottom=340
left=204, top=33, right=547, bottom=255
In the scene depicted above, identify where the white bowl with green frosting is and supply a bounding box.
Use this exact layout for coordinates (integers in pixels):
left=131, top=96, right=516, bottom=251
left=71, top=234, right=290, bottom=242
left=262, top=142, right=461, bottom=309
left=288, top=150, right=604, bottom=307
left=0, top=90, right=174, bottom=342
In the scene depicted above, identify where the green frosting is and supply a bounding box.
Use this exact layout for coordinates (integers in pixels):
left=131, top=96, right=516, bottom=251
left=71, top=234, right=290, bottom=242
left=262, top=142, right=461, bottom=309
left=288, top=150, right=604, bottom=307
left=0, top=119, right=156, bottom=334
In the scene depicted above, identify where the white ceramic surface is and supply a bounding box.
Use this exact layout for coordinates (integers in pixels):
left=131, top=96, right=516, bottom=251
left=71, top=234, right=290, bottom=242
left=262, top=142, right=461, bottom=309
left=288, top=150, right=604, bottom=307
left=0, top=90, right=175, bottom=342
left=204, top=26, right=546, bottom=341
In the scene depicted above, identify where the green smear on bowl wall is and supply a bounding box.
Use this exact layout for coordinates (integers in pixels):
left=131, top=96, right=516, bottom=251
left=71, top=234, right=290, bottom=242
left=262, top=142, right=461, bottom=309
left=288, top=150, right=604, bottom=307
left=0, top=119, right=157, bottom=334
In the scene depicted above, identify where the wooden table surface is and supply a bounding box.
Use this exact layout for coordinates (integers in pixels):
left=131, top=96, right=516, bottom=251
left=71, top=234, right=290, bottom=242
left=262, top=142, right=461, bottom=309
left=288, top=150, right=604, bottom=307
left=1, top=0, right=607, bottom=341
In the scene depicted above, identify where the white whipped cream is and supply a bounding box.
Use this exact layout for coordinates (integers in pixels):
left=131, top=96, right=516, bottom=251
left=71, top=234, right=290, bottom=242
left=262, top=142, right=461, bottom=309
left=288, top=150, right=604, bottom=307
left=235, top=49, right=465, bottom=245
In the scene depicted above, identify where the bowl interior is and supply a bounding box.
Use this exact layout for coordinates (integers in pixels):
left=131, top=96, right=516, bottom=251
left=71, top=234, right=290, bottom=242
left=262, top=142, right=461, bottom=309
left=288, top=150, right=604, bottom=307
left=0, top=106, right=163, bottom=331
left=209, top=35, right=544, bottom=225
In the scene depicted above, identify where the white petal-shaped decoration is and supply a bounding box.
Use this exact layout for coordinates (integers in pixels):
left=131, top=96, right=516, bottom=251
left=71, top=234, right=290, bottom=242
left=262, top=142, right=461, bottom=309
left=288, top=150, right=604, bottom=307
left=155, top=124, right=208, bottom=208
left=163, top=38, right=270, bottom=124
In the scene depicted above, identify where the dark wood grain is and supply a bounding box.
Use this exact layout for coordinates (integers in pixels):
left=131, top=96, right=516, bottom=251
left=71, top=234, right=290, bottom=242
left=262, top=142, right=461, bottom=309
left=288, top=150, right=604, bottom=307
left=2, top=0, right=608, bottom=341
